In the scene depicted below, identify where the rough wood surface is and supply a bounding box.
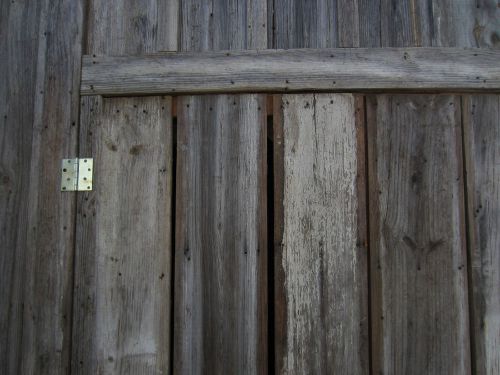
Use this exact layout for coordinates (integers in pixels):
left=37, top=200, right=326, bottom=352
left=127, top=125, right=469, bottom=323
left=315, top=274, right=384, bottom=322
left=376, top=2, right=499, bottom=373
left=85, top=0, right=178, bottom=54
left=367, top=95, right=470, bottom=375
left=0, top=1, right=84, bottom=374
left=72, top=1, right=177, bottom=374
left=72, top=96, right=172, bottom=374
left=81, top=47, right=500, bottom=96
left=274, top=94, right=368, bottom=374
left=271, top=0, right=378, bottom=48
left=174, top=95, right=267, bottom=374
left=463, top=94, right=500, bottom=375
left=174, top=1, right=268, bottom=373
left=0, top=2, right=43, bottom=373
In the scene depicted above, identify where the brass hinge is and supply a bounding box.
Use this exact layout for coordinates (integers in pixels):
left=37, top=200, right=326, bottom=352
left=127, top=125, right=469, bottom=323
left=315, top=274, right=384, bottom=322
left=61, top=158, right=93, bottom=191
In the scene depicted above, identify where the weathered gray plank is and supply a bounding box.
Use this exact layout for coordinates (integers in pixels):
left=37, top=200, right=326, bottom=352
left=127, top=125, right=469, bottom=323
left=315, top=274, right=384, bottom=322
left=274, top=94, right=368, bottom=374
left=0, top=2, right=43, bottom=374
left=271, top=3, right=369, bottom=374
left=174, top=95, right=268, bottom=374
left=457, top=3, right=500, bottom=372
left=0, top=1, right=84, bottom=374
left=72, top=96, right=172, bottom=374
left=180, top=0, right=266, bottom=52
left=72, top=1, right=177, bottom=374
left=367, top=94, right=470, bottom=375
left=272, top=0, right=380, bottom=48
left=85, top=0, right=178, bottom=54
left=463, top=94, right=500, bottom=375
left=81, top=47, right=500, bottom=96
left=174, top=1, right=268, bottom=373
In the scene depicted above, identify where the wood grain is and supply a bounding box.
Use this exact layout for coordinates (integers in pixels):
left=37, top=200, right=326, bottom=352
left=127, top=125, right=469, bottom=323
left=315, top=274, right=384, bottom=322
left=463, top=94, right=500, bottom=375
left=174, top=1, right=268, bottom=373
left=274, top=94, right=368, bottom=374
left=271, top=0, right=378, bottom=48
left=459, top=3, right=500, bottom=373
left=367, top=94, right=470, bottom=375
left=174, top=95, right=267, bottom=374
left=72, top=1, right=177, bottom=374
left=0, top=2, right=43, bottom=373
left=72, top=96, right=172, bottom=374
left=0, top=1, right=84, bottom=374
left=81, top=47, right=500, bottom=96
left=85, top=0, right=178, bottom=54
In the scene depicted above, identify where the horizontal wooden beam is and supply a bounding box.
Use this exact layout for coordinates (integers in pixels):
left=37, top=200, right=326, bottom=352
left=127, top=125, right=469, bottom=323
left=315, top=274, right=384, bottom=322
left=81, top=48, right=500, bottom=95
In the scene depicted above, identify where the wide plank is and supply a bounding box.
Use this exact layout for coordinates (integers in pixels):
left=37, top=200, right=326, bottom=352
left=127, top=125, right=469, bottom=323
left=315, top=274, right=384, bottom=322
left=81, top=48, right=500, bottom=95
left=274, top=94, right=368, bottom=374
left=463, top=94, right=500, bottom=375
left=367, top=94, right=470, bottom=375
left=72, top=96, right=172, bottom=374
left=72, top=1, right=177, bottom=373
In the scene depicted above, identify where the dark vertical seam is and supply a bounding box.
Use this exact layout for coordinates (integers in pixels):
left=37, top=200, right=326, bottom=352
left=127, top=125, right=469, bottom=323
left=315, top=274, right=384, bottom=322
left=364, top=96, right=374, bottom=375
left=169, top=112, right=177, bottom=375
left=267, top=112, right=275, bottom=375
left=460, top=95, right=477, bottom=375
left=67, top=1, right=88, bottom=372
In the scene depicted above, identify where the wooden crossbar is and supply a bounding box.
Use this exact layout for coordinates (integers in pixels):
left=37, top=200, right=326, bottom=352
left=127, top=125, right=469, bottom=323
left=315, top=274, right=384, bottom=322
left=81, top=48, right=500, bottom=96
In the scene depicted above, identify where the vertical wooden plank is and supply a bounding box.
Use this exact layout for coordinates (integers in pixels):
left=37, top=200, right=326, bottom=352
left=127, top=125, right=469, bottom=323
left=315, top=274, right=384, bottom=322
left=458, top=2, right=500, bottom=373
left=86, top=0, right=178, bottom=54
left=175, top=95, right=267, bottom=374
left=272, top=0, right=380, bottom=48
left=274, top=94, right=368, bottom=374
left=272, top=2, right=370, bottom=373
left=273, top=0, right=338, bottom=48
left=174, top=1, right=268, bottom=373
left=72, top=1, right=177, bottom=374
left=0, top=2, right=43, bottom=374
left=1, top=1, right=85, bottom=373
left=367, top=95, right=470, bottom=375
left=463, top=95, right=500, bottom=375
left=73, top=96, right=172, bottom=374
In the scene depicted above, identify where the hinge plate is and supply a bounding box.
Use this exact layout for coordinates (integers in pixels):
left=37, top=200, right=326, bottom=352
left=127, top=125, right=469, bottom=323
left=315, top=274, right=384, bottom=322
left=61, top=158, right=93, bottom=191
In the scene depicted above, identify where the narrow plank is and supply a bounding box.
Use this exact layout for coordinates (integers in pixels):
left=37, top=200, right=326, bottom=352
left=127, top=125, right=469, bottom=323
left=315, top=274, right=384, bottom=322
left=1, top=1, right=85, bottom=374
left=81, top=47, right=500, bottom=96
left=174, top=1, right=268, bottom=373
left=463, top=95, right=500, bottom=375
left=460, top=3, right=500, bottom=373
left=0, top=2, right=43, bottom=374
left=367, top=94, right=470, bottom=375
left=174, top=95, right=267, bottom=374
left=274, top=94, right=368, bottom=374
left=72, top=96, right=172, bottom=374
left=72, top=1, right=177, bottom=373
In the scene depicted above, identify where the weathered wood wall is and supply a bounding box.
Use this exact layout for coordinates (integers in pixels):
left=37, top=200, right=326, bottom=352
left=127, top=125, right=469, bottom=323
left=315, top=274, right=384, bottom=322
left=1, top=1, right=499, bottom=375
